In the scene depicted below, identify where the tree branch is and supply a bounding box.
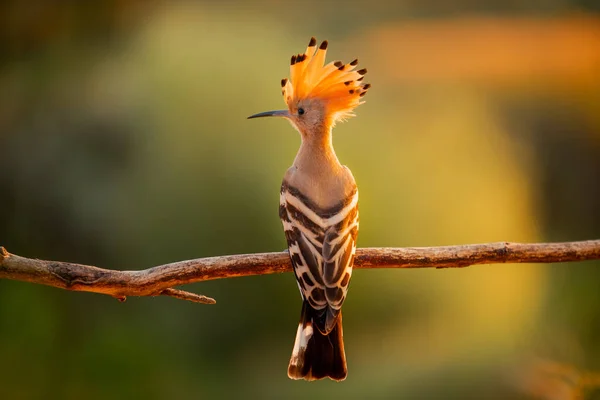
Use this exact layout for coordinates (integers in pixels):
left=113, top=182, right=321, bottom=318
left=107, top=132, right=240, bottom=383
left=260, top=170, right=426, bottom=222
left=1, top=240, right=599, bottom=304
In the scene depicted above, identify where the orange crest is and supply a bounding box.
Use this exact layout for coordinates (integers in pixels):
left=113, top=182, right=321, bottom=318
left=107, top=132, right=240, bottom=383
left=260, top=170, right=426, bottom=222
left=281, top=37, right=370, bottom=122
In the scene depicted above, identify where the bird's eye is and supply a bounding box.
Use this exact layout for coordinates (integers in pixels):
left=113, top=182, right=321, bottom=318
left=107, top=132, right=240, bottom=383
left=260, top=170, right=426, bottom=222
left=298, top=108, right=305, bottom=116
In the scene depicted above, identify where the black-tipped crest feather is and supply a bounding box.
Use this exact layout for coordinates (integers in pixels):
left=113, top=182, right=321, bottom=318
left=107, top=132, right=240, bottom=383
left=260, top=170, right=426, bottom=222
left=281, top=37, right=370, bottom=122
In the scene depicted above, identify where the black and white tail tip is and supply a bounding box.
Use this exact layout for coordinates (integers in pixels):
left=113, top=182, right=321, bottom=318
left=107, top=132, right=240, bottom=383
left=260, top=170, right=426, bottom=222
left=288, top=302, right=347, bottom=381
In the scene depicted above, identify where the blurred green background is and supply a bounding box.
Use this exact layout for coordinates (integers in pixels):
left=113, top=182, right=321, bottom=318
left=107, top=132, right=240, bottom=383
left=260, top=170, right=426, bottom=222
left=1, top=1, right=600, bottom=399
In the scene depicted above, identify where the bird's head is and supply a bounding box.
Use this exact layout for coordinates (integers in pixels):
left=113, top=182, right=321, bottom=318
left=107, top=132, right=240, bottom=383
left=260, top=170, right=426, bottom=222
left=248, top=37, right=370, bottom=137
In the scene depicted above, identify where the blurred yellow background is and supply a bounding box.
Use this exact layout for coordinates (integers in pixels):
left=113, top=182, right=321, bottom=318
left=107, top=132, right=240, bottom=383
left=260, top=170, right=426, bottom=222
left=0, top=1, right=599, bottom=399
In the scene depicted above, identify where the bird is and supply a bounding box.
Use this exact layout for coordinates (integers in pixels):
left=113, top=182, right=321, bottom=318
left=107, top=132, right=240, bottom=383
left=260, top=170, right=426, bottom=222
left=248, top=37, right=369, bottom=381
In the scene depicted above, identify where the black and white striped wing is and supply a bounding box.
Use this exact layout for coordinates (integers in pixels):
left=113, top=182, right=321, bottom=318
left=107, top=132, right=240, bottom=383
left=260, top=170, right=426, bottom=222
left=280, top=184, right=358, bottom=334
left=322, top=202, right=358, bottom=309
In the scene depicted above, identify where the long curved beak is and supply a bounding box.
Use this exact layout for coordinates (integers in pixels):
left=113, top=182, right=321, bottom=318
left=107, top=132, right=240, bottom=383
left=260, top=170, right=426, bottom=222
left=247, top=110, right=290, bottom=119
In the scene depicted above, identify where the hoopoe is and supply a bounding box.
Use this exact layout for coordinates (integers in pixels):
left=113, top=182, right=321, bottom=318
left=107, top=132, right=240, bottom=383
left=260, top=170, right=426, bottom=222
left=248, top=37, right=369, bottom=381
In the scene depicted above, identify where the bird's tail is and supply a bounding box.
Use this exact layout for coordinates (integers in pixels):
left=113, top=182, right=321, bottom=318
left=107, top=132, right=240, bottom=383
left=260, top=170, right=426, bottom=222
left=287, top=301, right=347, bottom=381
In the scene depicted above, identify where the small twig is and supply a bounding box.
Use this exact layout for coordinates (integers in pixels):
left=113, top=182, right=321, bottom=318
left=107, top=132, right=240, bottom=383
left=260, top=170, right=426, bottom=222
left=1, top=240, right=599, bottom=304
left=159, top=288, right=216, bottom=304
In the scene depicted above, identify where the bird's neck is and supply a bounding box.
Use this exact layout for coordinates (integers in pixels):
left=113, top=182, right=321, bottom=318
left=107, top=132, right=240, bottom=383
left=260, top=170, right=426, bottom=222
left=286, top=125, right=356, bottom=209
left=293, top=127, right=342, bottom=174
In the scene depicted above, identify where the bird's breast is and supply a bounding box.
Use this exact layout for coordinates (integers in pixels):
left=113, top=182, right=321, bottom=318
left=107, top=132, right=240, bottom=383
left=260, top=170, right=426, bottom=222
left=283, top=165, right=357, bottom=211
